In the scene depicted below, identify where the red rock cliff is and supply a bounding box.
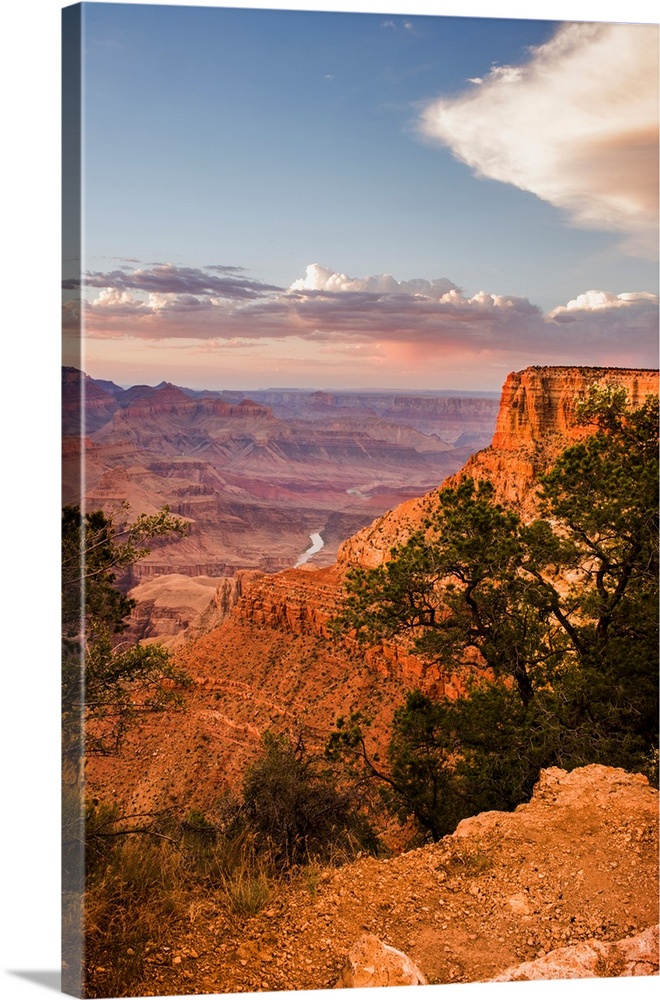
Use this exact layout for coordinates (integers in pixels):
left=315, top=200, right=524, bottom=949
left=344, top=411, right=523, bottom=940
left=338, top=366, right=658, bottom=568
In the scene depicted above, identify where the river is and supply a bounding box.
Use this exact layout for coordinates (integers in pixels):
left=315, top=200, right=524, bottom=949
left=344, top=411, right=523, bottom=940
left=294, top=531, right=324, bottom=567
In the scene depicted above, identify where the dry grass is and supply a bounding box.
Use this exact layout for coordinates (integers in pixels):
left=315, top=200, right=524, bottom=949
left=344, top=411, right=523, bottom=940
left=81, top=810, right=279, bottom=996
left=80, top=763, right=378, bottom=997
left=84, top=835, right=185, bottom=997
left=222, top=866, right=273, bottom=915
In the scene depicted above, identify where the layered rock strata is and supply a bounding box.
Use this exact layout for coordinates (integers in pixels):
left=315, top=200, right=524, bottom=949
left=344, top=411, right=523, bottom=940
left=231, top=566, right=452, bottom=696
left=338, top=366, right=659, bottom=569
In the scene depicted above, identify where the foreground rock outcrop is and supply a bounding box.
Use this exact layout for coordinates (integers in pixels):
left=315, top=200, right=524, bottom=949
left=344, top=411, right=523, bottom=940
left=335, top=934, right=427, bottom=987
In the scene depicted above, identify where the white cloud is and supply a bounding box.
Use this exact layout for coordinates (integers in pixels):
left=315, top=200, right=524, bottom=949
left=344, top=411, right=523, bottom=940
left=148, top=292, right=176, bottom=310
left=289, top=263, right=459, bottom=298
left=419, top=22, right=659, bottom=256
left=94, top=288, right=137, bottom=307
left=72, top=262, right=658, bottom=371
left=487, top=65, right=524, bottom=84
left=543, top=288, right=659, bottom=367
left=549, top=290, right=659, bottom=315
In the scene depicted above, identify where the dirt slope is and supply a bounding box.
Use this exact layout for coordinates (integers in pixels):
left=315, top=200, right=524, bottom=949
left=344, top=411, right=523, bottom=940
left=86, top=606, right=409, bottom=816
left=102, top=765, right=657, bottom=997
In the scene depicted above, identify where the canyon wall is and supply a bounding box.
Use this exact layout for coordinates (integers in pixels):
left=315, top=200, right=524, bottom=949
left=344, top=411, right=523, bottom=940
left=463, top=365, right=658, bottom=509
left=230, top=565, right=450, bottom=697
left=227, top=389, right=499, bottom=446
left=338, top=366, right=659, bottom=569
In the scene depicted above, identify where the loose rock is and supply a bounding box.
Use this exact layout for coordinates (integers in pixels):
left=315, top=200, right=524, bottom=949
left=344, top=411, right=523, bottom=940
left=335, top=934, right=427, bottom=987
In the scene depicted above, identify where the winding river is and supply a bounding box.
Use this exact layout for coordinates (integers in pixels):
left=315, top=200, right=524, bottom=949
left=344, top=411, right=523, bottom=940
left=294, top=531, right=324, bottom=567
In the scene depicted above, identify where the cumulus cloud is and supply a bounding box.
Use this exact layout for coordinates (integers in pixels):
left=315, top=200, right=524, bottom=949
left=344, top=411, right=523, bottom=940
left=280, top=283, right=542, bottom=350
left=290, top=263, right=460, bottom=298
left=65, top=261, right=658, bottom=372
left=546, top=289, right=659, bottom=352
left=548, top=290, right=659, bottom=315
left=94, top=288, right=137, bottom=307
left=543, top=290, right=659, bottom=366
left=419, top=23, right=659, bottom=256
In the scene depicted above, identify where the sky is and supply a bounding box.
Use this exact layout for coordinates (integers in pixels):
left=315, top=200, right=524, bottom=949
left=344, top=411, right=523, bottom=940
left=61, top=1, right=659, bottom=392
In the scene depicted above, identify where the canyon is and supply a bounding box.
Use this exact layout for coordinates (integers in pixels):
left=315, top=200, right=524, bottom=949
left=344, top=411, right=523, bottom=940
left=62, top=366, right=498, bottom=637
left=87, top=364, right=659, bottom=814
left=82, top=364, right=659, bottom=996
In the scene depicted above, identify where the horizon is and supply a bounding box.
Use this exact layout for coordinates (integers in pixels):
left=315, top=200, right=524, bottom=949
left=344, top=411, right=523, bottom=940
left=71, top=364, right=501, bottom=396
left=69, top=361, right=659, bottom=400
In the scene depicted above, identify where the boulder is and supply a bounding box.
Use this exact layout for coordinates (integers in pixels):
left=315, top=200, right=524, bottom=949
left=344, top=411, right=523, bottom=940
left=492, top=925, right=659, bottom=981
left=335, top=933, right=427, bottom=988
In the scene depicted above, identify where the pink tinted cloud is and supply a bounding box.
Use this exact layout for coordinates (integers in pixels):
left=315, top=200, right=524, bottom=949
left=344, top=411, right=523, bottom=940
left=65, top=263, right=658, bottom=372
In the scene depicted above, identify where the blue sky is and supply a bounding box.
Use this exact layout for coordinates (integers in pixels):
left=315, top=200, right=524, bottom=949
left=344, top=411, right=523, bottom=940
left=62, top=2, right=659, bottom=390
left=80, top=8, right=560, bottom=296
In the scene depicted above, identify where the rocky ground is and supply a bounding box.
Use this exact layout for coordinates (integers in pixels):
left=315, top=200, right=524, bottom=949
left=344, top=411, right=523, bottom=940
left=87, top=765, right=658, bottom=997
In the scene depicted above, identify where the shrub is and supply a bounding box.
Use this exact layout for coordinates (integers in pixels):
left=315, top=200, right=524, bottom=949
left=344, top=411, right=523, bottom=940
left=240, top=732, right=380, bottom=866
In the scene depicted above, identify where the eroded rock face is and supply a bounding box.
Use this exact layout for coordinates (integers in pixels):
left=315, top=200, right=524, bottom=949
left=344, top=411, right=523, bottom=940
left=231, top=566, right=450, bottom=696
left=490, top=366, right=656, bottom=449
left=123, top=569, right=264, bottom=646
left=492, top=924, right=659, bottom=981
left=335, top=934, right=427, bottom=988
left=461, top=365, right=658, bottom=513
left=339, top=366, right=659, bottom=568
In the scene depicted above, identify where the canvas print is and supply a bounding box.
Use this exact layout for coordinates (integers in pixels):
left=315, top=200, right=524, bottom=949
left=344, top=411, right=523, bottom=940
left=61, top=3, right=659, bottom=998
